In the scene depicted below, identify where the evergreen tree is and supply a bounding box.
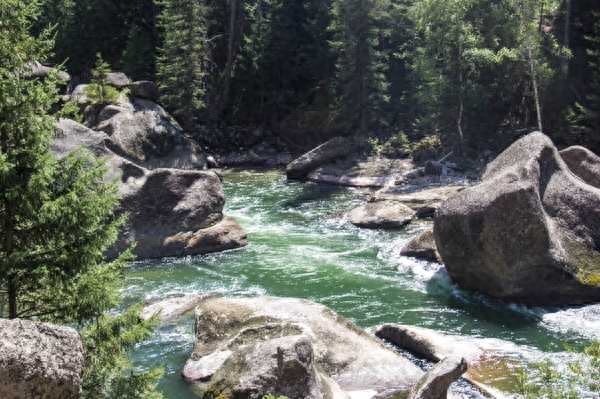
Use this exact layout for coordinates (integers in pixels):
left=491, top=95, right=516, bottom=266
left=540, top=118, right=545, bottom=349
left=156, top=0, right=208, bottom=131
left=330, top=0, right=391, bottom=135
left=0, top=3, right=162, bottom=397
left=569, top=12, right=600, bottom=149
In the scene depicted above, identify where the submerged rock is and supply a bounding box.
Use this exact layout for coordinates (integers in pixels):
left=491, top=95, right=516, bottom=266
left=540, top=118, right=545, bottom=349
left=349, top=202, right=415, bottom=229
left=0, top=319, right=85, bottom=399
left=53, top=119, right=247, bottom=259
left=434, top=132, right=600, bottom=305
left=287, top=136, right=357, bottom=180
left=400, top=230, right=441, bottom=263
left=141, top=294, right=212, bottom=322
left=407, top=356, right=467, bottom=399
left=183, top=296, right=423, bottom=399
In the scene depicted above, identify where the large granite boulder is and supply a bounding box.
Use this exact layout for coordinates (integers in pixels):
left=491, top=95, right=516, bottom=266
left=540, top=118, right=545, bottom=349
left=560, top=145, right=600, bottom=189
left=105, top=71, right=131, bottom=88
left=349, top=201, right=415, bottom=229
left=96, top=98, right=206, bottom=170
left=0, top=319, right=85, bottom=399
left=53, top=119, right=247, bottom=259
left=287, top=137, right=358, bottom=180
left=434, top=132, right=600, bottom=305
left=183, top=296, right=423, bottom=399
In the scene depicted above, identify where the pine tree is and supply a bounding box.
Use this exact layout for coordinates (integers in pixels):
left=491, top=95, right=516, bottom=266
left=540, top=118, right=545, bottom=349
left=156, top=0, right=208, bottom=131
left=1, top=3, right=162, bottom=397
left=569, top=11, right=600, bottom=148
left=330, top=0, right=391, bottom=135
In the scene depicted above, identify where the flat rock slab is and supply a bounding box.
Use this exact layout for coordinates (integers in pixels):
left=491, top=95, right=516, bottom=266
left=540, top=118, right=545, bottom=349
left=0, top=319, right=85, bottom=399
left=372, top=185, right=467, bottom=218
left=308, top=157, right=415, bottom=188
left=349, top=201, right=416, bottom=229
left=184, top=296, right=423, bottom=398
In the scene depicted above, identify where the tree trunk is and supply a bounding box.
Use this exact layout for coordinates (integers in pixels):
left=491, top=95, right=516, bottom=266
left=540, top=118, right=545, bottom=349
left=562, top=0, right=571, bottom=77
left=220, top=0, right=239, bottom=121
left=528, top=47, right=544, bottom=132
left=8, top=276, right=17, bottom=319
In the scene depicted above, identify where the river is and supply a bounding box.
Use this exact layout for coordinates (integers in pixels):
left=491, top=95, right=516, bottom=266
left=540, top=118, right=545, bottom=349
left=125, top=170, right=600, bottom=398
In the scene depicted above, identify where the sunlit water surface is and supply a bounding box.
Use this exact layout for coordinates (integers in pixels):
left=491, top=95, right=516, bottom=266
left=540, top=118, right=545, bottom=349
left=125, top=170, right=600, bottom=398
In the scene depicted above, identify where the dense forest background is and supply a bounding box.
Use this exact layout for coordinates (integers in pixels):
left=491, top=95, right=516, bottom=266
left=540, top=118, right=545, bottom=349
left=35, top=0, right=600, bottom=156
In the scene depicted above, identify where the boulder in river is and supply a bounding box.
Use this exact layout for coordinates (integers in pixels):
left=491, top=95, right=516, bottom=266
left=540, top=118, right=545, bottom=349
left=400, top=230, right=441, bottom=263
left=53, top=119, right=247, bottom=259
left=0, top=319, right=85, bottom=399
left=434, top=132, right=600, bottom=305
left=183, top=296, right=423, bottom=399
left=349, top=201, right=416, bottom=229
left=287, top=136, right=358, bottom=180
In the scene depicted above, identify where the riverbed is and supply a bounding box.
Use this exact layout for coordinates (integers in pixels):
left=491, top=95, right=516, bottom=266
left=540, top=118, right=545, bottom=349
left=125, top=170, right=600, bottom=398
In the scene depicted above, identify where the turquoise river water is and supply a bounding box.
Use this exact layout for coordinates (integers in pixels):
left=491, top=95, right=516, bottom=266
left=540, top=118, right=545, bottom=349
left=125, top=170, right=600, bottom=398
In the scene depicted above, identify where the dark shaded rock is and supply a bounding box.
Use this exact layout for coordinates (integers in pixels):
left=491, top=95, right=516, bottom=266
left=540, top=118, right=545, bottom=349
left=408, top=357, right=467, bottom=399
left=183, top=296, right=423, bottom=398
left=0, top=319, right=85, bottom=399
left=434, top=132, right=600, bottom=305
left=287, top=137, right=357, bottom=180
left=129, top=80, right=160, bottom=102
left=424, top=161, right=443, bottom=176
left=349, top=201, right=415, bottom=229
left=400, top=230, right=440, bottom=262
left=560, top=145, right=600, bottom=189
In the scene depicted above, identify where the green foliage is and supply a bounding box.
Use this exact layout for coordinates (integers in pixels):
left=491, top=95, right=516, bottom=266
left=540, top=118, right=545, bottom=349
left=0, top=3, right=163, bottom=398
left=262, top=395, right=289, bottom=399
left=369, top=132, right=412, bottom=158
left=517, top=341, right=600, bottom=399
left=568, top=11, right=600, bottom=149
left=330, top=0, right=390, bottom=135
left=81, top=305, right=163, bottom=399
left=86, top=54, right=123, bottom=106
left=156, top=0, right=207, bottom=130
left=56, top=99, right=83, bottom=122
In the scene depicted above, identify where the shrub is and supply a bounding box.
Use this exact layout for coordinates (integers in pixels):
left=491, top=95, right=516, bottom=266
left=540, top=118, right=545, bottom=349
left=369, top=132, right=412, bottom=158
left=411, top=134, right=443, bottom=163
left=85, top=54, right=125, bottom=106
